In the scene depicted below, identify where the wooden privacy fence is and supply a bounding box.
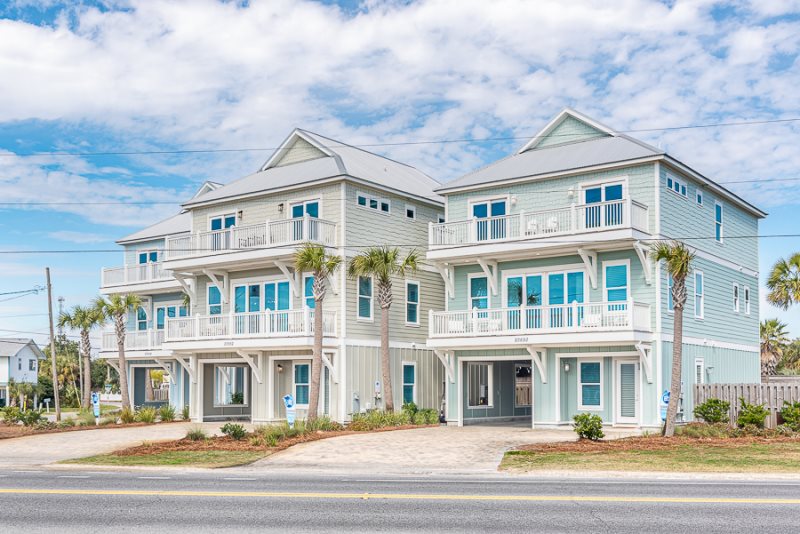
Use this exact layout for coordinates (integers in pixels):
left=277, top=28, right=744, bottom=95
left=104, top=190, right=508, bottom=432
left=693, top=383, right=800, bottom=428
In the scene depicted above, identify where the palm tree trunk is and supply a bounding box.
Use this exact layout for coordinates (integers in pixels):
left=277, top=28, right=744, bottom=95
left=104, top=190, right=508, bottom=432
left=144, top=369, right=154, bottom=402
left=381, top=304, right=394, bottom=412
left=307, top=299, right=323, bottom=420
left=116, top=315, right=131, bottom=410
left=664, top=296, right=684, bottom=437
left=81, top=330, right=92, bottom=408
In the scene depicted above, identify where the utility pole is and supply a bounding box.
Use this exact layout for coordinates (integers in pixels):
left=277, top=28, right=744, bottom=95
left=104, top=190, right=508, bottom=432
left=46, top=268, right=61, bottom=422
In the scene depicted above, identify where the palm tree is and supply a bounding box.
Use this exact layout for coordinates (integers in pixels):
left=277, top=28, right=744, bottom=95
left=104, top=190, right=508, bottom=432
left=767, top=253, right=800, bottom=310
left=348, top=246, right=419, bottom=412
left=58, top=305, right=103, bottom=409
left=760, top=319, right=789, bottom=377
left=651, top=241, right=694, bottom=437
left=294, top=243, right=342, bottom=420
left=94, top=294, right=142, bottom=410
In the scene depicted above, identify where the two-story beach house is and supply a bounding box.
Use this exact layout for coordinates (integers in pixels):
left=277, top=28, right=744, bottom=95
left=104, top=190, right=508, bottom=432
left=100, top=129, right=446, bottom=423
left=426, top=109, right=765, bottom=429
left=0, top=339, right=46, bottom=407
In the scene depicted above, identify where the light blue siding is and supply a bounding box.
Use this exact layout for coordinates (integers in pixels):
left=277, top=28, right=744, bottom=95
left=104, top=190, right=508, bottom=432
left=535, top=116, right=609, bottom=148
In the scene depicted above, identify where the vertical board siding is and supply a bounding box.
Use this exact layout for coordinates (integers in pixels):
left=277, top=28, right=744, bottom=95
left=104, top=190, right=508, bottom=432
left=694, top=383, right=800, bottom=429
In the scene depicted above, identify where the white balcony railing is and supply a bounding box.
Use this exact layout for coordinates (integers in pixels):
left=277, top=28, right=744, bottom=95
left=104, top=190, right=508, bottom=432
left=101, top=328, right=165, bottom=351
left=429, top=301, right=651, bottom=338
left=429, top=199, right=649, bottom=247
left=164, top=309, right=337, bottom=342
left=165, top=216, right=337, bottom=260
left=101, top=262, right=172, bottom=287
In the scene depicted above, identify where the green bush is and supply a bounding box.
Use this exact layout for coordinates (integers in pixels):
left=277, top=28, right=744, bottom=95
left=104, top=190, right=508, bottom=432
left=2, top=406, right=22, bottom=424
left=231, top=392, right=244, bottom=405
left=412, top=412, right=427, bottom=425
left=422, top=409, right=440, bottom=425
left=75, top=411, right=97, bottom=427
left=220, top=422, right=247, bottom=440
left=185, top=426, right=208, bottom=441
left=182, top=405, right=190, bottom=421
left=349, top=410, right=414, bottom=431
left=693, top=398, right=730, bottom=424
left=572, top=412, right=604, bottom=441
left=737, top=398, right=769, bottom=428
left=58, top=418, right=76, bottom=428
left=119, top=407, right=136, bottom=424
left=158, top=405, right=176, bottom=422
left=402, top=402, right=418, bottom=416
left=780, top=401, right=800, bottom=432
left=305, top=416, right=344, bottom=432
left=676, top=422, right=730, bottom=438
left=135, top=407, right=157, bottom=424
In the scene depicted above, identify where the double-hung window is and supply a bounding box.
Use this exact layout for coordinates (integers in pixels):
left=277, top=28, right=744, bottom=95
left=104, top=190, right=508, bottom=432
left=733, top=283, right=740, bottom=312
left=467, top=363, right=492, bottom=408
left=402, top=363, right=416, bottom=404
left=208, top=286, right=222, bottom=315
left=136, top=307, right=147, bottom=331
left=579, top=361, right=602, bottom=410
left=744, top=286, right=751, bottom=315
left=605, top=263, right=628, bottom=313
left=28, top=359, right=36, bottom=371
left=715, top=202, right=723, bottom=242
left=294, top=363, right=310, bottom=407
left=405, top=281, right=419, bottom=325
left=470, top=276, right=489, bottom=310
left=304, top=276, right=315, bottom=309
left=357, top=276, right=373, bottom=320
left=694, top=271, right=704, bottom=319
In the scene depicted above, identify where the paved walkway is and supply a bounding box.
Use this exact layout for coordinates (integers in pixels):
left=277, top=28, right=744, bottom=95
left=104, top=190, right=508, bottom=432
left=0, top=422, right=241, bottom=468
left=237, top=425, right=640, bottom=475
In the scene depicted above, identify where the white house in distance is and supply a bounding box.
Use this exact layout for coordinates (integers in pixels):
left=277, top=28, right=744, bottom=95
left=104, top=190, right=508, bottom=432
left=0, top=338, right=46, bottom=407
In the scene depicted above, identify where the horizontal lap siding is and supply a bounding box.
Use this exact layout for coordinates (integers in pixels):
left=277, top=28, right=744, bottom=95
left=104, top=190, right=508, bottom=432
left=536, top=116, right=608, bottom=148
left=124, top=238, right=167, bottom=264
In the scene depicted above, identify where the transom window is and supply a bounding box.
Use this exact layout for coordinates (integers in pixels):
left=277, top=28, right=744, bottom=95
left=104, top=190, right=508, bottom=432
left=405, top=281, right=419, bottom=325
left=467, top=363, right=492, bottom=408
left=357, top=276, right=373, bottom=320
left=210, top=213, right=236, bottom=231
left=138, top=251, right=158, bottom=264
left=402, top=363, right=416, bottom=404
left=694, top=271, right=704, bottom=319
left=214, top=365, right=247, bottom=406
left=294, top=363, right=310, bottom=407
left=156, top=305, right=188, bottom=330
left=357, top=192, right=390, bottom=214
left=666, top=175, right=687, bottom=197
left=579, top=361, right=602, bottom=410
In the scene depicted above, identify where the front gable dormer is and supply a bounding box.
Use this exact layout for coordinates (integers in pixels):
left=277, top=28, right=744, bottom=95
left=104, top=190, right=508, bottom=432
left=518, top=108, right=614, bottom=153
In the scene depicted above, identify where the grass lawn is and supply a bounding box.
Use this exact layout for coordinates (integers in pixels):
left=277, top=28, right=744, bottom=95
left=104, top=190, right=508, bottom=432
left=68, top=450, right=269, bottom=468
left=501, top=438, right=800, bottom=473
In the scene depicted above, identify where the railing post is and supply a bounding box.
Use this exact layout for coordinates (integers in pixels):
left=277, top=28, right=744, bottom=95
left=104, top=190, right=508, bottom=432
left=471, top=307, right=478, bottom=334
left=628, top=299, right=634, bottom=328
left=625, top=197, right=632, bottom=227
left=518, top=209, right=525, bottom=237
left=471, top=217, right=478, bottom=243
left=195, top=314, right=200, bottom=339
left=304, top=306, right=311, bottom=335
left=229, top=311, right=235, bottom=336
left=428, top=221, right=434, bottom=245
left=571, top=301, right=578, bottom=329
left=303, top=214, right=310, bottom=242
left=264, top=219, right=271, bottom=245
left=571, top=203, right=577, bottom=232
left=428, top=308, right=434, bottom=337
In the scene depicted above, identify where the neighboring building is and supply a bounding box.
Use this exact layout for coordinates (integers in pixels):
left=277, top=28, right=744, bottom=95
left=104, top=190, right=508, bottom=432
left=426, top=108, right=765, bottom=429
left=0, top=339, right=46, bottom=407
left=100, top=129, right=446, bottom=423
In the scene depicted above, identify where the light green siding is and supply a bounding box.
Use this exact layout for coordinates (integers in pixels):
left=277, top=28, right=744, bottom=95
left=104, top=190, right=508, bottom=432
left=535, top=115, right=609, bottom=149
left=124, top=238, right=166, bottom=265
left=272, top=137, right=326, bottom=167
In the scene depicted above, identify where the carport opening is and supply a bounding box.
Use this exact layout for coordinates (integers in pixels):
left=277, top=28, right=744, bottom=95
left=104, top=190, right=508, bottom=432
left=463, top=360, right=533, bottom=426
left=133, top=367, right=170, bottom=409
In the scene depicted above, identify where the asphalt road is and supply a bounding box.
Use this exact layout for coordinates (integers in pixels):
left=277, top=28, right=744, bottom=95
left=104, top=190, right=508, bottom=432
left=0, top=469, right=799, bottom=533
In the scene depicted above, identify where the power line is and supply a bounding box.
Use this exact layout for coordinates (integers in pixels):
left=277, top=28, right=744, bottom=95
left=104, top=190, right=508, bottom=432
left=1, top=117, right=798, bottom=158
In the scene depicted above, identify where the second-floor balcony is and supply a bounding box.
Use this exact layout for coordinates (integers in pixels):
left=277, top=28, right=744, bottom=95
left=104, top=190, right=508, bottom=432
left=429, top=199, right=649, bottom=249
left=101, top=328, right=165, bottom=352
left=101, top=262, right=173, bottom=289
left=164, top=309, right=337, bottom=343
left=164, top=216, right=337, bottom=261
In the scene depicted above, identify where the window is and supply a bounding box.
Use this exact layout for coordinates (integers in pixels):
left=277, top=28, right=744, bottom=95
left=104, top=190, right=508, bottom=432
left=605, top=263, right=628, bottom=303
left=264, top=281, right=291, bottom=311
left=210, top=213, right=236, bottom=231
left=28, top=359, right=36, bottom=371
left=667, top=274, right=674, bottom=312
left=733, top=283, right=740, bottom=312
left=666, top=175, right=687, bottom=198
left=214, top=365, right=247, bottom=406
left=208, top=286, right=222, bottom=315
left=18, top=359, right=22, bottom=371
left=579, top=361, right=602, bottom=410
left=471, top=199, right=507, bottom=240
left=438, top=214, right=445, bottom=223
left=357, top=192, right=390, bottom=214
left=715, top=202, right=723, bottom=242
left=294, top=363, right=310, bottom=406
left=583, top=182, right=624, bottom=227
left=357, top=276, right=373, bottom=320
left=515, top=364, right=532, bottom=407
left=695, top=359, right=705, bottom=384
left=405, top=205, right=416, bottom=220
left=136, top=307, right=147, bottom=331
left=696, top=191, right=703, bottom=206
left=138, top=251, right=158, bottom=264
left=156, top=305, right=182, bottom=330
left=402, top=363, right=416, bottom=404
left=304, top=276, right=315, bottom=309
left=744, top=286, right=751, bottom=315
left=694, top=271, right=704, bottom=319
left=405, top=281, right=419, bottom=325
left=234, top=284, right=261, bottom=313
left=470, top=276, right=489, bottom=309
left=290, top=199, right=319, bottom=219
left=467, top=363, right=492, bottom=408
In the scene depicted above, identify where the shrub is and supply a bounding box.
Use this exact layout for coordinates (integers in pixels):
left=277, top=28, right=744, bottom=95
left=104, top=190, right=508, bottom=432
left=231, top=392, right=244, bottom=405
left=780, top=401, right=800, bottom=432
left=75, top=411, right=97, bottom=427
left=676, top=422, right=730, bottom=438
left=135, top=407, right=157, bottom=424
left=182, top=405, right=190, bottom=421
left=220, top=422, right=247, bottom=441
left=421, top=408, right=440, bottom=425
left=158, top=405, right=176, bottom=422
left=693, top=398, right=730, bottom=424
left=737, top=398, right=769, bottom=429
left=402, top=402, right=418, bottom=416
left=58, top=418, right=76, bottom=428
left=412, top=412, right=427, bottom=425
left=2, top=406, right=22, bottom=424
left=119, top=407, right=136, bottom=424
left=349, top=410, right=414, bottom=431
left=185, top=426, right=208, bottom=441
left=572, top=412, right=604, bottom=441
left=305, top=416, right=343, bottom=432
left=17, top=410, right=43, bottom=427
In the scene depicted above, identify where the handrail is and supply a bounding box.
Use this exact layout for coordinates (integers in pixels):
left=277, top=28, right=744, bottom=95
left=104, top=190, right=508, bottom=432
left=164, top=309, right=337, bottom=341
left=101, top=262, right=172, bottom=287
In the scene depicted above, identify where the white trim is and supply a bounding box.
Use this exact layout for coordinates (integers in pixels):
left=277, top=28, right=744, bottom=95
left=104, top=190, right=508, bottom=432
left=744, top=285, right=751, bottom=315
left=517, top=108, right=615, bottom=153
left=404, top=279, right=420, bottom=326
left=339, top=182, right=347, bottom=423
left=206, top=210, right=237, bottom=231
left=577, top=359, right=603, bottom=411
left=578, top=176, right=628, bottom=206
left=694, top=357, right=705, bottom=385
left=356, top=190, right=391, bottom=215
left=287, top=198, right=322, bottom=220
left=401, top=360, right=418, bottom=404
left=602, top=258, right=630, bottom=303
left=614, top=358, right=640, bottom=425
left=404, top=204, right=417, bottom=220
left=694, top=270, right=705, bottom=319
left=658, top=334, right=759, bottom=353
left=476, top=258, right=499, bottom=296
left=261, top=129, right=335, bottom=171
left=206, top=284, right=224, bottom=315
left=468, top=272, right=490, bottom=310
left=344, top=338, right=434, bottom=350
left=714, top=201, right=724, bottom=243
left=654, top=161, right=661, bottom=235
left=292, top=361, right=311, bottom=409
left=665, top=172, right=688, bottom=199
left=732, top=282, right=740, bottom=313
left=356, top=275, right=374, bottom=322
left=466, top=361, right=494, bottom=409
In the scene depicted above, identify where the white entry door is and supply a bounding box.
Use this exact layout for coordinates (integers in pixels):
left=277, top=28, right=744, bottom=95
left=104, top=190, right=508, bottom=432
left=615, top=360, right=639, bottom=424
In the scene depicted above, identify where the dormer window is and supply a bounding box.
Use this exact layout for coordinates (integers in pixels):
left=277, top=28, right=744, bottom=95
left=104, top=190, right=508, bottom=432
left=666, top=175, right=687, bottom=198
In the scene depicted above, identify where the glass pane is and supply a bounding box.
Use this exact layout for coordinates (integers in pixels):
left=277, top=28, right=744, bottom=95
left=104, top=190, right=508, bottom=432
left=264, top=283, right=276, bottom=311
left=470, top=277, right=487, bottom=298
left=403, top=385, right=414, bottom=404
left=605, top=265, right=627, bottom=287
left=582, top=385, right=601, bottom=406
left=380, top=201, right=390, bottom=212
left=369, top=199, right=378, bottom=209
left=581, top=362, right=601, bottom=383
left=526, top=275, right=542, bottom=306
left=295, top=364, right=309, bottom=384
left=234, top=286, right=246, bottom=313
left=305, top=276, right=315, bottom=309
left=149, top=251, right=158, bottom=262
left=358, top=195, right=367, bottom=206
left=407, top=283, right=419, bottom=304
left=548, top=274, right=564, bottom=305
left=306, top=202, right=319, bottom=218
left=490, top=201, right=506, bottom=216
left=585, top=187, right=602, bottom=204
left=605, top=184, right=623, bottom=201
left=403, top=364, right=415, bottom=384
left=472, top=203, right=488, bottom=219
left=715, top=204, right=722, bottom=222
left=359, top=276, right=372, bottom=297
left=507, top=277, right=523, bottom=307
left=296, top=385, right=309, bottom=405
left=156, top=308, right=165, bottom=330
left=607, top=288, right=627, bottom=302
left=468, top=364, right=489, bottom=407
left=167, top=307, right=176, bottom=318
left=277, top=282, right=290, bottom=310
left=249, top=285, right=260, bottom=312
left=359, top=296, right=371, bottom=318
left=292, top=204, right=304, bottom=218
left=224, top=215, right=236, bottom=228
left=210, top=218, right=222, bottom=231
left=695, top=273, right=703, bottom=294
left=407, top=303, right=418, bottom=323
left=179, top=306, right=188, bottom=317
left=214, top=366, right=246, bottom=406
left=139, top=252, right=148, bottom=264
left=567, top=272, right=584, bottom=303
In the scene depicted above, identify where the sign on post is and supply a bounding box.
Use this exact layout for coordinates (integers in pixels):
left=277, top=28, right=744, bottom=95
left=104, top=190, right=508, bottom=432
left=43, top=398, right=51, bottom=413
left=282, top=394, right=296, bottom=429
left=660, top=390, right=670, bottom=422
left=91, top=391, right=101, bottom=426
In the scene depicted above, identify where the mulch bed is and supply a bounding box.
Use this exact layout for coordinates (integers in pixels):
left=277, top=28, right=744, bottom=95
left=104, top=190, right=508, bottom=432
left=515, top=435, right=800, bottom=454
left=0, top=421, right=162, bottom=440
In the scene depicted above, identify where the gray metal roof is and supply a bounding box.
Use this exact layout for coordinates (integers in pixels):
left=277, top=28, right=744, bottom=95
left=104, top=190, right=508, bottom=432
left=116, top=211, right=190, bottom=245
left=182, top=129, right=444, bottom=207
left=437, top=135, right=663, bottom=192
left=0, top=338, right=46, bottom=359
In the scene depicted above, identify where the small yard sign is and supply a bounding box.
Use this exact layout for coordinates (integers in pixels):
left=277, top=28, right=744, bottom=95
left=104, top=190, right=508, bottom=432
left=91, top=391, right=101, bottom=424
left=282, top=394, right=296, bottom=429
left=660, top=390, right=670, bottom=422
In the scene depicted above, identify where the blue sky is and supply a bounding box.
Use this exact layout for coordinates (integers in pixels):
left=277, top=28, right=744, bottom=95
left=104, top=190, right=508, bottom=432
left=1, top=0, right=800, bottom=347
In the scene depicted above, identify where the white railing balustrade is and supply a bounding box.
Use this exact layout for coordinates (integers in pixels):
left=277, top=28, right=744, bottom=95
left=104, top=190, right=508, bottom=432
left=101, top=262, right=171, bottom=287
left=165, top=309, right=336, bottom=341
left=429, top=301, right=651, bottom=338
left=429, top=199, right=650, bottom=246
left=165, top=215, right=337, bottom=259
left=100, top=328, right=165, bottom=351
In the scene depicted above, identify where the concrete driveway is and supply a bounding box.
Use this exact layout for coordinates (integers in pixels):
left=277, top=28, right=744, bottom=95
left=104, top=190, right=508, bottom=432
left=238, top=425, right=640, bottom=475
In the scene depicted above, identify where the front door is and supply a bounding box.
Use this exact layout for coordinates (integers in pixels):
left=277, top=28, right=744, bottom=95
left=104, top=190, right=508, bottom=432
left=584, top=182, right=624, bottom=228
left=616, top=360, right=639, bottom=424
left=291, top=200, right=319, bottom=240
left=472, top=199, right=507, bottom=241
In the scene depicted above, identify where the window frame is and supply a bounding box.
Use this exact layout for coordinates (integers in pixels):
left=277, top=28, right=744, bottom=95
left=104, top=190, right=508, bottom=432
left=437, top=213, right=446, bottom=224
left=694, top=270, right=705, bottom=319
left=207, top=285, right=222, bottom=315
left=733, top=283, right=740, bottom=313
left=514, top=363, right=533, bottom=408
left=468, top=274, right=489, bottom=310
left=405, top=204, right=416, bottom=220
left=303, top=274, right=316, bottom=309
left=28, top=359, right=36, bottom=372
left=402, top=361, right=417, bottom=405
left=405, top=280, right=420, bottom=326
left=744, top=286, right=751, bottom=315
left=356, top=191, right=391, bottom=215
left=667, top=273, right=674, bottom=313
left=714, top=202, right=724, bottom=243
left=212, top=364, right=248, bottom=407
left=293, top=362, right=310, bottom=408
left=665, top=174, right=688, bottom=199
left=136, top=306, right=148, bottom=331
left=467, top=362, right=494, bottom=409
left=356, top=275, right=374, bottom=322
left=696, top=191, right=703, bottom=206
left=695, top=358, right=705, bottom=385
left=288, top=198, right=321, bottom=219
left=602, top=259, right=630, bottom=304
left=578, top=359, right=604, bottom=411
left=208, top=211, right=237, bottom=231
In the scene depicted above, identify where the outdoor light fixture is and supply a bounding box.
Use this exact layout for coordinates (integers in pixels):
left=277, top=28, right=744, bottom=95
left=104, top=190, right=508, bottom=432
left=564, top=363, right=570, bottom=372
left=278, top=202, right=284, bottom=213
left=510, top=195, right=518, bottom=206
left=277, top=364, right=284, bottom=373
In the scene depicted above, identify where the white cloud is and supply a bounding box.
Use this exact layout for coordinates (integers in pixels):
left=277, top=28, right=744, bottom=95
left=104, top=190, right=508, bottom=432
left=48, top=230, right=110, bottom=243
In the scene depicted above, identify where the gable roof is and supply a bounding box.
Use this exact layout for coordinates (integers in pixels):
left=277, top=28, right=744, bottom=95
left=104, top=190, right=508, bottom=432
left=182, top=129, right=444, bottom=208
left=436, top=108, right=765, bottom=218
left=0, top=338, right=46, bottom=359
